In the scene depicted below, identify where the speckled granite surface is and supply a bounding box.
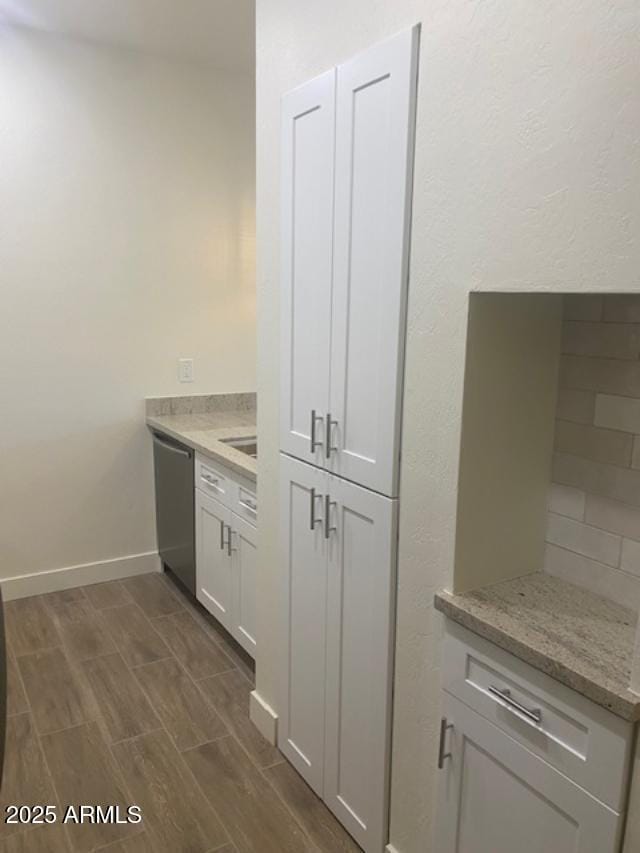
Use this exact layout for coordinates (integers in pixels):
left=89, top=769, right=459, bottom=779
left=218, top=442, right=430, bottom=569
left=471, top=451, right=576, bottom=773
left=146, top=392, right=256, bottom=417
left=146, top=394, right=256, bottom=481
left=435, top=572, right=640, bottom=721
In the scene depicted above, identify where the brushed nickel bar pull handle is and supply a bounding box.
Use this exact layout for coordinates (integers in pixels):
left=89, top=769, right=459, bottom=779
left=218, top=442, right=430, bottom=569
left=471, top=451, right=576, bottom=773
left=239, top=499, right=257, bottom=515
left=438, top=717, right=453, bottom=769
left=227, top=527, right=234, bottom=557
left=310, top=410, right=323, bottom=452
left=324, top=495, right=337, bottom=539
left=220, top=519, right=225, bottom=550
left=488, top=686, right=542, bottom=725
left=325, top=413, right=338, bottom=459
left=309, top=488, right=322, bottom=530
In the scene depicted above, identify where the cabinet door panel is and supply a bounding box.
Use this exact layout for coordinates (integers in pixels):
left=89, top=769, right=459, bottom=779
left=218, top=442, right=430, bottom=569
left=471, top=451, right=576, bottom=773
left=231, top=514, right=257, bottom=658
left=437, top=694, right=623, bottom=853
left=329, top=26, right=419, bottom=496
left=279, top=454, right=329, bottom=794
left=324, top=475, right=397, bottom=852
left=280, top=70, right=335, bottom=465
left=195, top=490, right=233, bottom=633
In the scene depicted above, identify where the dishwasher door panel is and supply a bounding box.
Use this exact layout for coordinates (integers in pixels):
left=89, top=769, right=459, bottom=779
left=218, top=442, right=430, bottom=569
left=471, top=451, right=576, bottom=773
left=152, top=432, right=195, bottom=594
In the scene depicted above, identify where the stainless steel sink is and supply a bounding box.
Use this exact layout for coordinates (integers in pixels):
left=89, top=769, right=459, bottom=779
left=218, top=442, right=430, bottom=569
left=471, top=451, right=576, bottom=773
left=220, top=436, right=257, bottom=458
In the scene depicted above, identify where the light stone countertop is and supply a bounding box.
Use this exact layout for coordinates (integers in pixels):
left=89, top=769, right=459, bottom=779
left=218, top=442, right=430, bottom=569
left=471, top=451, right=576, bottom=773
left=435, top=572, right=640, bottom=721
left=146, top=393, right=257, bottom=482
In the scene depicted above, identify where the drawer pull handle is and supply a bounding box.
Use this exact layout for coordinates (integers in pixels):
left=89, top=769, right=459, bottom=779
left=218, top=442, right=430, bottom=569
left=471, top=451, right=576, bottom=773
left=438, top=717, right=453, bottom=769
left=202, top=473, right=220, bottom=486
left=239, top=499, right=257, bottom=515
left=489, top=686, right=542, bottom=726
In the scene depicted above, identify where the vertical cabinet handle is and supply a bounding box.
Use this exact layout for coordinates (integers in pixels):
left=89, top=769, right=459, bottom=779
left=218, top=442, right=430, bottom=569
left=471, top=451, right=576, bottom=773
left=325, top=413, right=338, bottom=458
left=324, top=495, right=337, bottom=539
left=219, top=521, right=233, bottom=554
left=310, top=410, right=323, bottom=453
left=309, top=488, right=323, bottom=530
left=438, top=718, right=453, bottom=769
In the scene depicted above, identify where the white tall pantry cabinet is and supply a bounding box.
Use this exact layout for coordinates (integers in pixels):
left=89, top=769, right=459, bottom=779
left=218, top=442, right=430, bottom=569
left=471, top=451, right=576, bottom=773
left=279, top=25, right=419, bottom=853
left=280, top=26, right=419, bottom=499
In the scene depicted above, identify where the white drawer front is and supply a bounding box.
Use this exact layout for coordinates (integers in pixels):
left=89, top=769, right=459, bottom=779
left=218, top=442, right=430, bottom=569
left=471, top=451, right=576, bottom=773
left=195, top=456, right=232, bottom=505
left=235, top=484, right=258, bottom=527
left=443, top=621, right=633, bottom=812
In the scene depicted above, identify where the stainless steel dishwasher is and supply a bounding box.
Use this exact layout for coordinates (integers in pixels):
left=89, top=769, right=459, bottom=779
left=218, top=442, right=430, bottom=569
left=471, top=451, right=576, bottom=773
left=0, top=585, right=5, bottom=790
left=152, top=431, right=195, bottom=594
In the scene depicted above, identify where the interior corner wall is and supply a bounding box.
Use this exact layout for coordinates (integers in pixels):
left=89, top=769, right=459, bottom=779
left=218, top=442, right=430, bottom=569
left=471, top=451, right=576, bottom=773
left=454, top=293, right=562, bottom=593
left=0, top=27, right=256, bottom=585
left=255, top=1, right=640, bottom=851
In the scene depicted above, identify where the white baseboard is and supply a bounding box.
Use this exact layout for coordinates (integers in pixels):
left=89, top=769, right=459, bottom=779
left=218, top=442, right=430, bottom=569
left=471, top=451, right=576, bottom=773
left=1, top=551, right=161, bottom=600
left=249, top=689, right=278, bottom=745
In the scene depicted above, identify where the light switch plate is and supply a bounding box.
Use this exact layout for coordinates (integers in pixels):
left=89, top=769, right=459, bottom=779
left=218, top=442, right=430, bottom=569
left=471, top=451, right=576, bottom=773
left=178, top=358, right=194, bottom=383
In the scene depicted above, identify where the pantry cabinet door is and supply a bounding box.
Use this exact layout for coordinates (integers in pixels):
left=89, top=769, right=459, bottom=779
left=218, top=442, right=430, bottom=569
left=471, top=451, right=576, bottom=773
left=323, top=475, right=398, bottom=852
left=436, top=694, right=623, bottom=853
left=230, top=513, right=257, bottom=658
left=279, top=454, right=329, bottom=795
left=195, top=490, right=233, bottom=634
left=280, top=69, right=335, bottom=466
left=329, top=26, right=419, bottom=497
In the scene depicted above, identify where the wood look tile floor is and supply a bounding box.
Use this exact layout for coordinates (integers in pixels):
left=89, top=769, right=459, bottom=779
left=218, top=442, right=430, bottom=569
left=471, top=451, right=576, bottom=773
left=0, top=573, right=362, bottom=853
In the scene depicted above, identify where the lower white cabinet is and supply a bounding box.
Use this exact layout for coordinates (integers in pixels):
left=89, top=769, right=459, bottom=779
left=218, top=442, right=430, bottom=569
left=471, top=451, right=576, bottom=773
left=195, top=459, right=257, bottom=658
left=437, top=694, right=622, bottom=853
left=436, top=623, right=631, bottom=853
left=279, top=454, right=397, bottom=853
left=230, top=513, right=257, bottom=656
left=196, top=490, right=234, bottom=629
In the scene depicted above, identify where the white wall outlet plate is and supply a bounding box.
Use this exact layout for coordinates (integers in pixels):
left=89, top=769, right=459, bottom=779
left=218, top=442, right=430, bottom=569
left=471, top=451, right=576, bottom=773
left=178, top=358, right=194, bottom=383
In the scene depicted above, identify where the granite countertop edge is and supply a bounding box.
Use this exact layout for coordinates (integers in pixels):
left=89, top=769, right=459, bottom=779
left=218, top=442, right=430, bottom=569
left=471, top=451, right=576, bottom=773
left=147, top=414, right=257, bottom=483
left=434, top=588, right=640, bottom=723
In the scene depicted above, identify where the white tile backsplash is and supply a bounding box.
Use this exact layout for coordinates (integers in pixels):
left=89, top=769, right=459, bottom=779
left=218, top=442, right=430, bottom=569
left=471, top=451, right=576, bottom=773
left=553, top=452, right=640, bottom=507
left=546, top=295, right=640, bottom=605
left=559, top=355, right=640, bottom=397
left=603, top=295, right=640, bottom=323
left=554, top=420, right=632, bottom=467
left=595, top=394, right=640, bottom=434
left=562, top=321, right=640, bottom=361
left=585, top=494, right=640, bottom=541
left=544, top=544, right=640, bottom=611
left=548, top=484, right=585, bottom=520
left=555, top=389, right=596, bottom=425
left=621, top=538, right=640, bottom=579
left=546, top=513, right=622, bottom=568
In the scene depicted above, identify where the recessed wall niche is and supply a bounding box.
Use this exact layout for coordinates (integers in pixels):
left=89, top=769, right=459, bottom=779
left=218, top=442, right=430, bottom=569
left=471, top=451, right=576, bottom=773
left=454, top=292, right=640, bottom=611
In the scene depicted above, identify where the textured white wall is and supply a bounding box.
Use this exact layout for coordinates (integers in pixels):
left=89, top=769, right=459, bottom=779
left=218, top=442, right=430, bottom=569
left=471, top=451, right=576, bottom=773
left=0, top=27, right=255, bottom=581
left=255, top=1, right=640, bottom=851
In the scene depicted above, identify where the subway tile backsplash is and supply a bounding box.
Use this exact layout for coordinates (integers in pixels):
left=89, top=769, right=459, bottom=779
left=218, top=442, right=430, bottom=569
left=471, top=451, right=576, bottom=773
left=545, top=295, right=640, bottom=609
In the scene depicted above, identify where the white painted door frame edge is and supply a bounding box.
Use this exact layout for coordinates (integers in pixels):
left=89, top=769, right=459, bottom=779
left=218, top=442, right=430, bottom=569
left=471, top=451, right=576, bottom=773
left=250, top=689, right=279, bottom=744
left=1, top=550, right=161, bottom=600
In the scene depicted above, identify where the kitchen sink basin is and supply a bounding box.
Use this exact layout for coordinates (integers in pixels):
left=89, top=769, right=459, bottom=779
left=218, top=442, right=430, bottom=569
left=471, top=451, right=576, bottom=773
left=220, top=436, right=257, bottom=458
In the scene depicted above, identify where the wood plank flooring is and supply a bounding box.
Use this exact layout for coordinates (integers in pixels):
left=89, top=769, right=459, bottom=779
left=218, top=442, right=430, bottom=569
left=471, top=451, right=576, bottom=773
left=0, top=572, right=362, bottom=853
